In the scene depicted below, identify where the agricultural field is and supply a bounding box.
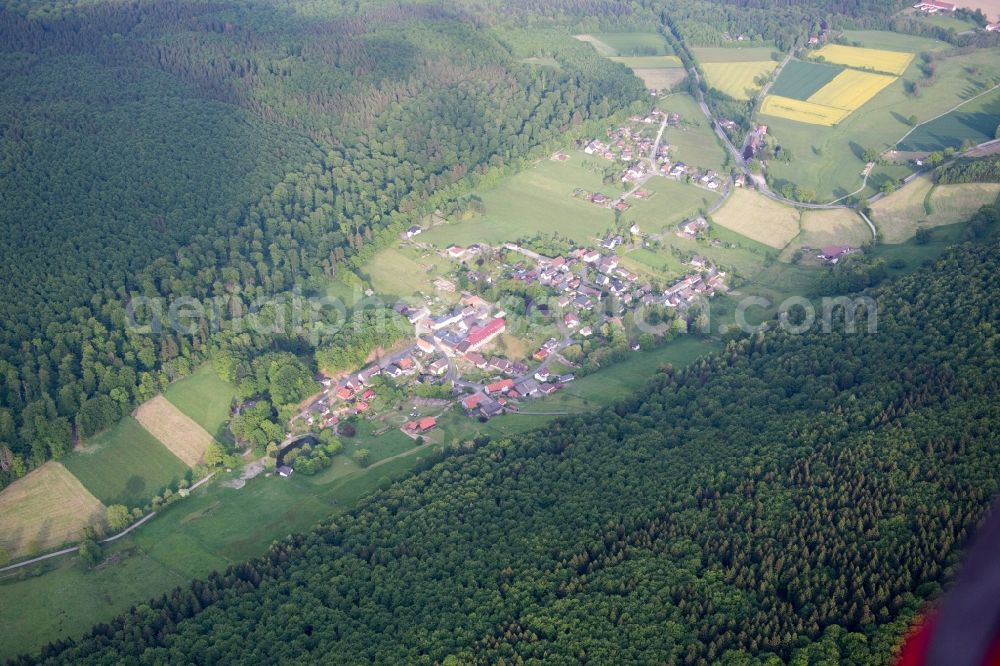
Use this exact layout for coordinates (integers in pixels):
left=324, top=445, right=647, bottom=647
left=586, top=32, right=673, bottom=56
left=628, top=67, right=687, bottom=91
left=760, top=95, right=851, bottom=126
left=609, top=55, right=682, bottom=68
left=710, top=189, right=800, bottom=248
left=871, top=174, right=1000, bottom=242
left=838, top=29, right=950, bottom=52
left=811, top=44, right=914, bottom=76
left=691, top=46, right=776, bottom=63
left=763, top=43, right=1000, bottom=200
left=62, top=416, right=189, bottom=508
left=779, top=209, right=873, bottom=262
left=134, top=396, right=215, bottom=467
left=768, top=59, right=844, bottom=99
left=806, top=70, right=897, bottom=110
left=761, top=68, right=898, bottom=126
left=420, top=152, right=715, bottom=250
left=0, top=463, right=106, bottom=559
left=701, top=61, right=777, bottom=100
left=163, top=365, right=235, bottom=440
left=897, top=87, right=1000, bottom=152
left=659, top=93, right=729, bottom=173
left=419, top=157, right=616, bottom=247
left=362, top=247, right=454, bottom=299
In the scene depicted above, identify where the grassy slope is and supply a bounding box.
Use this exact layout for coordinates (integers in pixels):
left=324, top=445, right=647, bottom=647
left=871, top=174, right=1000, bottom=243
left=659, top=93, right=729, bottom=173
left=765, top=37, right=1000, bottom=201
left=163, top=365, right=236, bottom=442
left=62, top=417, right=189, bottom=509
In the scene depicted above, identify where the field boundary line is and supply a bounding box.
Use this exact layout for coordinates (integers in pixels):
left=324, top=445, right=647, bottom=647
left=893, top=82, right=1000, bottom=150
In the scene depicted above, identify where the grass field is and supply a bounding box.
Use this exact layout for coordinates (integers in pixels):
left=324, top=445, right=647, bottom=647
left=629, top=67, right=687, bottom=90
left=0, top=463, right=106, bottom=559
left=711, top=189, right=800, bottom=248
left=590, top=32, right=672, bottom=56
left=361, top=247, right=451, bottom=299
left=63, top=416, right=189, bottom=508
left=659, top=93, right=729, bottom=173
left=811, top=44, right=913, bottom=76
left=691, top=46, right=776, bottom=63
left=609, top=55, right=682, bottom=68
left=779, top=209, right=872, bottom=262
left=897, top=87, right=1000, bottom=152
left=871, top=174, right=1000, bottom=243
left=768, top=59, right=844, bottom=100
left=163, top=365, right=235, bottom=441
left=760, top=95, right=851, bottom=126
left=134, top=396, right=215, bottom=467
left=701, top=61, right=777, bottom=100
left=806, top=69, right=897, bottom=110
left=840, top=30, right=949, bottom=52
left=763, top=43, right=1000, bottom=200
left=420, top=152, right=716, bottom=249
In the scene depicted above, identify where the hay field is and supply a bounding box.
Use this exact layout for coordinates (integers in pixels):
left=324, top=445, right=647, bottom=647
left=760, top=95, right=851, bottom=126
left=610, top=55, right=682, bottom=68
left=780, top=209, right=872, bottom=261
left=710, top=189, right=800, bottom=248
left=871, top=175, right=1000, bottom=242
left=812, top=44, right=914, bottom=76
left=630, top=68, right=687, bottom=90
left=702, top=61, right=777, bottom=100
left=806, top=70, right=897, bottom=110
left=134, top=395, right=215, bottom=467
left=0, top=462, right=106, bottom=558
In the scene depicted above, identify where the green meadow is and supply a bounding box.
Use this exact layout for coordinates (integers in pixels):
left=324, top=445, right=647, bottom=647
left=163, top=364, right=236, bottom=441
left=659, top=93, right=729, bottom=173
left=768, top=59, right=844, bottom=100
left=61, top=417, right=189, bottom=509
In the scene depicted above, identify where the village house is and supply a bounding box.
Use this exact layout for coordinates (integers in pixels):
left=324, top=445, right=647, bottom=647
left=464, top=351, right=488, bottom=368
left=564, top=312, right=580, bottom=329
left=465, top=317, right=506, bottom=352
left=404, top=416, right=437, bottom=434
left=406, top=225, right=423, bottom=238
left=447, top=246, right=466, bottom=259
left=485, top=378, right=514, bottom=395
left=462, top=392, right=486, bottom=411
left=819, top=245, right=856, bottom=263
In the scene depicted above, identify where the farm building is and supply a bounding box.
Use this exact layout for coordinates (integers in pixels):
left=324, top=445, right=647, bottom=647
left=277, top=465, right=294, bottom=478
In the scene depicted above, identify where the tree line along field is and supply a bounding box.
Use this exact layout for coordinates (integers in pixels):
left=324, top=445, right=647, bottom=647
left=762, top=34, right=1000, bottom=201
left=870, top=174, right=1000, bottom=243
left=576, top=32, right=674, bottom=56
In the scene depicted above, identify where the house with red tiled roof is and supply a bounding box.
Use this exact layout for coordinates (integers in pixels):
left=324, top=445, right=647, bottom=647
left=461, top=393, right=486, bottom=410
left=485, top=378, right=515, bottom=395
left=335, top=386, right=354, bottom=401
left=466, top=317, right=506, bottom=351
left=404, top=416, right=437, bottom=433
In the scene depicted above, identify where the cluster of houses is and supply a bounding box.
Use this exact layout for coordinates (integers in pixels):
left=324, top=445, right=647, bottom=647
left=573, top=188, right=632, bottom=212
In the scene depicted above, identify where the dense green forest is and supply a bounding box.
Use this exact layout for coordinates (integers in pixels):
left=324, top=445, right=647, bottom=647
left=0, top=0, right=645, bottom=486
left=935, top=156, right=1000, bottom=184
left=14, top=240, right=998, bottom=664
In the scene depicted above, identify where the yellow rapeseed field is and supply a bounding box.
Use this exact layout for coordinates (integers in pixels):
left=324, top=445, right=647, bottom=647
left=759, top=95, right=850, bottom=126
left=812, top=44, right=914, bottom=76
left=806, top=69, right=897, bottom=111
left=701, top=61, right=777, bottom=100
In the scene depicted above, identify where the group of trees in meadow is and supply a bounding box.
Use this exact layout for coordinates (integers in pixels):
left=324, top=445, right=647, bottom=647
left=16, top=239, right=1000, bottom=665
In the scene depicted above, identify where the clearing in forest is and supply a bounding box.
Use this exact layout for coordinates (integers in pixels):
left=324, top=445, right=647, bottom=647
left=134, top=396, right=216, bottom=467
left=710, top=189, right=800, bottom=249
left=0, top=462, right=106, bottom=558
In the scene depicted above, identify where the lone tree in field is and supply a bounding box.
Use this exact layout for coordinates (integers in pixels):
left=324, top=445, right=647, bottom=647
left=106, top=504, right=131, bottom=532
